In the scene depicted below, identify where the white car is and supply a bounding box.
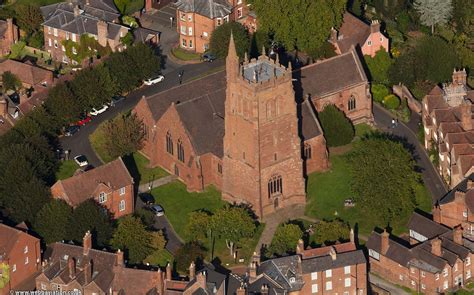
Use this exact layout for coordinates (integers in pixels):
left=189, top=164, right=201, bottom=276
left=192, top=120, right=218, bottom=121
left=90, top=105, right=109, bottom=116
left=74, top=155, right=89, bottom=167
left=151, top=205, right=164, bottom=216
left=144, top=75, right=165, bottom=86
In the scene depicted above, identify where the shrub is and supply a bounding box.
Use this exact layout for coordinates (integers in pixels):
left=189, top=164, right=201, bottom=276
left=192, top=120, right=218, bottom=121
left=318, top=105, right=354, bottom=147
left=371, top=83, right=390, bottom=103
left=383, top=94, right=401, bottom=109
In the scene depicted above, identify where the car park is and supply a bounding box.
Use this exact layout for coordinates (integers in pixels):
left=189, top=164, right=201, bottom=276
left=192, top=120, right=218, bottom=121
left=151, top=205, right=164, bottom=216
left=74, top=155, right=89, bottom=167
left=90, top=104, right=109, bottom=116
left=65, top=125, right=80, bottom=136
left=202, top=53, right=216, bottom=62
left=110, top=95, right=126, bottom=107
left=144, top=75, right=165, bottom=85
left=139, top=193, right=155, bottom=205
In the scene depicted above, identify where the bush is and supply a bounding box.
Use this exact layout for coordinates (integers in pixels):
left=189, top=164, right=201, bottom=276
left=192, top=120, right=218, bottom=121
left=383, top=94, right=401, bottom=110
left=371, top=84, right=390, bottom=103
left=318, top=105, right=354, bottom=147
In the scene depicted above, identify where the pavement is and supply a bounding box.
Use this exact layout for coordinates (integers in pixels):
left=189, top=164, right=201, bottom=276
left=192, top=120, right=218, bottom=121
left=373, top=104, right=448, bottom=203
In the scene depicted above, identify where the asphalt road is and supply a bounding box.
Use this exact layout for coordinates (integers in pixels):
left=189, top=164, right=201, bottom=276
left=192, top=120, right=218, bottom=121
left=373, top=104, right=448, bottom=203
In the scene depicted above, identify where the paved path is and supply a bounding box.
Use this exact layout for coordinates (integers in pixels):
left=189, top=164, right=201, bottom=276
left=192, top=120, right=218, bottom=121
left=369, top=273, right=410, bottom=295
left=373, top=104, right=448, bottom=203
left=138, top=175, right=177, bottom=193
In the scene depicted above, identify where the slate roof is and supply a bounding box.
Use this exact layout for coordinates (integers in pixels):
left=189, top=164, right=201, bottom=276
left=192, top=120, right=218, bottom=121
left=41, top=0, right=119, bottom=22
left=300, top=48, right=368, bottom=99
left=52, top=157, right=133, bottom=206
left=438, top=172, right=474, bottom=205
left=0, top=60, right=53, bottom=86
left=258, top=255, right=304, bottom=292
left=335, top=12, right=371, bottom=53
left=176, top=0, right=232, bottom=19
left=247, top=275, right=286, bottom=294
left=133, top=27, right=160, bottom=44
left=408, top=212, right=450, bottom=239
left=301, top=250, right=366, bottom=273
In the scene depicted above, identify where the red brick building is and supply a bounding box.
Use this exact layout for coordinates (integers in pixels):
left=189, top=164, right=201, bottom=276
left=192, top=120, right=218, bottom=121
left=0, top=18, right=18, bottom=56
left=330, top=12, right=389, bottom=57
left=367, top=212, right=474, bottom=294
left=422, top=69, right=474, bottom=188
left=0, top=60, right=54, bottom=89
left=40, top=0, right=129, bottom=64
left=0, top=223, right=41, bottom=295
left=50, top=157, right=134, bottom=218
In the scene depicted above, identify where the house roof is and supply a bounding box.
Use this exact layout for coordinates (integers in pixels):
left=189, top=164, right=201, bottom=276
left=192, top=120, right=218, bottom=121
left=0, top=19, right=12, bottom=39
left=41, top=0, right=119, bottom=23
left=407, top=212, right=449, bottom=239
left=53, top=157, right=133, bottom=206
left=133, top=27, right=160, bottom=44
left=0, top=60, right=53, bottom=86
left=301, top=249, right=366, bottom=273
left=335, top=12, right=372, bottom=53
left=176, top=0, right=232, bottom=19
left=258, top=255, right=304, bottom=292
left=300, top=48, right=368, bottom=99
left=439, top=172, right=474, bottom=205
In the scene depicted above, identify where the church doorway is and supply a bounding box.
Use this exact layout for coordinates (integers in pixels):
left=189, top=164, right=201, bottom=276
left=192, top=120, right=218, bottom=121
left=274, top=198, right=279, bottom=209
left=173, top=164, right=179, bottom=177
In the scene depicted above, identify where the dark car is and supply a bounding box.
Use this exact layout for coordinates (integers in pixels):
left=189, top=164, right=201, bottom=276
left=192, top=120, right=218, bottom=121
left=202, top=53, right=216, bottom=62
left=110, top=95, right=126, bottom=107
left=65, top=125, right=80, bottom=136
left=76, top=114, right=92, bottom=126
left=139, top=193, right=155, bottom=205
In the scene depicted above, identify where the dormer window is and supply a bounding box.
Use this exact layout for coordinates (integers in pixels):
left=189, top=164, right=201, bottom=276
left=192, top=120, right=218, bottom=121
left=99, top=192, right=107, bottom=203
left=289, top=277, right=296, bottom=283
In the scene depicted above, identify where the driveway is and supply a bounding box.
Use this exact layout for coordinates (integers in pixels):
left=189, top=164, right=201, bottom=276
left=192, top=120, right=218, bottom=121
left=373, top=104, right=448, bottom=203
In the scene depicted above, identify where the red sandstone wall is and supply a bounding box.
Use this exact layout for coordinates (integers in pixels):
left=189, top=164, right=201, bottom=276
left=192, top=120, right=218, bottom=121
left=304, top=135, right=329, bottom=174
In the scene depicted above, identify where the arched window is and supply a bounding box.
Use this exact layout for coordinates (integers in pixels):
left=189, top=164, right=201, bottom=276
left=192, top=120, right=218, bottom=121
left=304, top=144, right=312, bottom=159
left=177, top=139, right=185, bottom=162
left=268, top=175, right=283, bottom=198
left=166, top=132, right=173, bottom=155
left=348, top=95, right=356, bottom=111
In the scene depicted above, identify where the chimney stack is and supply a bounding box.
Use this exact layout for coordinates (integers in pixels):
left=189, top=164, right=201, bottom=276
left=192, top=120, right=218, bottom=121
left=370, top=20, right=381, bottom=34
left=381, top=229, right=389, bottom=255
left=189, top=261, right=195, bottom=280
left=261, top=284, right=269, bottom=295
left=252, top=252, right=260, bottom=265
left=329, top=246, right=337, bottom=261
left=97, top=21, right=108, bottom=47
left=73, top=5, right=81, bottom=16
left=83, top=231, right=92, bottom=256
left=350, top=228, right=355, bottom=244
left=433, top=205, right=442, bottom=224
left=68, top=257, right=76, bottom=279
left=249, top=261, right=257, bottom=281
left=454, top=226, right=463, bottom=245
left=452, top=68, right=467, bottom=86
left=197, top=270, right=207, bottom=288
left=431, top=238, right=442, bottom=256
left=156, top=268, right=164, bottom=294
left=84, top=260, right=92, bottom=285
left=455, top=191, right=466, bottom=202
left=166, top=262, right=172, bottom=281
left=296, top=239, right=304, bottom=254
left=236, top=285, right=246, bottom=295
left=460, top=101, right=473, bottom=131
left=0, top=96, right=8, bottom=117
left=116, top=249, right=124, bottom=267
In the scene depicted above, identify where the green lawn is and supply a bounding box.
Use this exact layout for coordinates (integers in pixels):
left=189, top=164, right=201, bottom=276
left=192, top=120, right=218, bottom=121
left=123, top=152, right=168, bottom=185
left=143, top=249, right=174, bottom=267
left=172, top=47, right=201, bottom=61
left=55, top=160, right=79, bottom=180
left=150, top=181, right=225, bottom=239
left=89, top=124, right=114, bottom=163
left=355, top=123, right=374, bottom=138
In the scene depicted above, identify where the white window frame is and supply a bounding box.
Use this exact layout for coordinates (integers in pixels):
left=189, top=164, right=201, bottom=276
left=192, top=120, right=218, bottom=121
left=467, top=270, right=472, bottom=279
left=367, top=40, right=372, bottom=46
left=99, top=192, right=107, bottom=203
left=422, top=284, right=426, bottom=290
left=54, top=40, right=58, bottom=48
left=325, top=269, right=332, bottom=278
left=311, top=272, right=317, bottom=280
left=217, top=18, right=222, bottom=26
left=369, top=249, right=380, bottom=260
left=12, top=264, right=16, bottom=272
left=188, top=27, right=193, bottom=36
left=311, top=284, right=318, bottom=293
left=411, top=280, right=415, bottom=286
left=435, top=273, right=439, bottom=280
left=187, top=14, right=192, bottom=21
left=66, top=32, right=69, bottom=40
left=119, top=187, right=126, bottom=196
left=48, top=38, right=52, bottom=47
left=443, top=280, right=448, bottom=290
left=421, top=271, right=425, bottom=277
left=119, top=200, right=125, bottom=211
left=24, top=246, right=28, bottom=254
left=41, top=283, right=46, bottom=290
left=62, top=45, right=66, bottom=52
left=189, top=39, right=193, bottom=48
left=180, top=13, right=186, bottom=21
left=72, top=33, right=76, bottom=42
left=180, top=25, right=187, bottom=35
left=237, top=7, right=243, bottom=18
left=344, top=266, right=350, bottom=274
left=53, top=28, right=58, bottom=37
left=25, top=256, right=29, bottom=264
left=72, top=46, right=77, bottom=55
left=47, top=26, right=52, bottom=34
left=223, top=15, right=229, bottom=23
left=399, top=274, right=403, bottom=281
left=467, top=257, right=471, bottom=266
left=325, top=281, right=332, bottom=291
left=443, top=268, right=448, bottom=277
left=344, top=278, right=351, bottom=287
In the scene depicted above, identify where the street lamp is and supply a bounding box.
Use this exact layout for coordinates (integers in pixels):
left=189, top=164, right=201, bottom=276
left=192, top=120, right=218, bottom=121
left=169, top=16, right=173, bottom=28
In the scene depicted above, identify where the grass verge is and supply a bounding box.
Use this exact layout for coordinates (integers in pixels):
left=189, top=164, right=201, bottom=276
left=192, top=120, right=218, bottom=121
left=55, top=160, right=79, bottom=180
left=143, top=249, right=174, bottom=267
left=171, top=47, right=201, bottom=61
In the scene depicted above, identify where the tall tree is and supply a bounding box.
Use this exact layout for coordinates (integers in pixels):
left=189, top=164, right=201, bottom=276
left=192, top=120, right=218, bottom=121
left=114, top=0, right=144, bottom=15
left=103, top=113, right=145, bottom=159
left=414, top=0, right=453, bottom=34
left=184, top=211, right=211, bottom=241
left=14, top=4, right=43, bottom=35
left=2, top=71, right=21, bottom=92
left=44, top=82, right=83, bottom=126
left=70, top=66, right=116, bottom=109
left=318, top=105, right=354, bottom=147
left=269, top=223, right=303, bottom=256
left=111, top=215, right=155, bottom=264
left=209, top=22, right=250, bottom=58
left=34, top=199, right=72, bottom=244
left=364, top=49, right=393, bottom=85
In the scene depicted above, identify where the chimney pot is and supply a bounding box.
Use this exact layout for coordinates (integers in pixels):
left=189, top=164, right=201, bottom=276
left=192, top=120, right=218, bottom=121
left=68, top=257, right=76, bottom=279
left=83, top=230, right=92, bottom=256
left=165, top=262, right=172, bottom=281
left=431, top=238, right=442, bottom=256
left=116, top=249, right=124, bottom=267
left=189, top=261, right=195, bottom=280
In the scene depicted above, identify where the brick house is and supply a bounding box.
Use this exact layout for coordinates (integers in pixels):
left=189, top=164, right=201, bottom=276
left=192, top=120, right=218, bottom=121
left=367, top=212, right=474, bottom=294
left=0, top=60, right=54, bottom=89
left=0, top=18, right=18, bottom=56
left=50, top=157, right=134, bottom=218
left=40, top=0, right=129, bottom=64
left=0, top=223, right=41, bottom=295
left=422, top=69, right=474, bottom=188
left=330, top=12, right=389, bottom=57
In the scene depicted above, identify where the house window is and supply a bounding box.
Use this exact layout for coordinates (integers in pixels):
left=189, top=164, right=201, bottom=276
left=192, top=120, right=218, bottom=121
left=54, top=40, right=58, bottom=48
left=325, top=281, right=332, bottom=291
left=443, top=268, right=448, bottom=277
left=72, top=60, right=78, bottom=66
left=344, top=266, right=350, bottom=274
left=410, top=268, right=415, bottom=274
left=454, top=263, right=458, bottom=271
left=12, top=264, right=16, bottom=272
left=99, top=192, right=106, bottom=203
left=177, top=139, right=185, bottom=162
left=368, top=249, right=380, bottom=260
left=380, top=37, right=384, bottom=42
left=223, top=16, right=229, bottom=23
left=217, top=18, right=222, bottom=26
left=174, top=165, right=179, bottom=176
left=443, top=281, right=448, bottom=290
left=203, top=31, right=208, bottom=38
left=48, top=38, right=52, bottom=47
left=119, top=187, right=125, bottom=196
left=311, top=284, right=318, bottom=293
left=467, top=270, right=472, bottom=279
left=237, top=0, right=242, bottom=4
left=119, top=200, right=125, bottom=211
left=463, top=210, right=468, bottom=218
left=66, top=32, right=69, bottom=40
left=289, top=277, right=295, bottom=283
left=25, top=256, right=29, bottom=264
left=421, top=284, right=426, bottom=290
left=467, top=257, right=471, bottom=266
left=47, top=26, right=52, bottom=34
left=311, top=272, right=317, bottom=280
left=304, top=144, right=312, bottom=159
left=237, top=7, right=243, bottom=18
left=187, top=15, right=192, bottom=21
left=24, top=246, right=28, bottom=253
left=180, top=13, right=186, bottom=21
left=53, top=28, right=58, bottom=37
left=41, top=283, right=46, bottom=290
left=180, top=25, right=187, bottom=35
left=435, top=273, right=439, bottom=280
left=325, top=269, right=332, bottom=278
left=166, top=132, right=174, bottom=155
left=344, top=278, right=351, bottom=287
left=268, top=175, right=282, bottom=198
left=62, top=56, right=69, bottom=63
left=348, top=95, right=356, bottom=110
left=367, top=40, right=372, bottom=46
left=217, top=163, right=222, bottom=174
left=399, top=274, right=403, bottom=280
left=188, top=27, right=193, bottom=36
left=189, top=40, right=193, bottom=48
left=72, top=33, right=76, bottom=42
left=411, top=280, right=415, bottom=286
left=421, top=271, right=425, bottom=277
left=182, top=38, right=187, bottom=47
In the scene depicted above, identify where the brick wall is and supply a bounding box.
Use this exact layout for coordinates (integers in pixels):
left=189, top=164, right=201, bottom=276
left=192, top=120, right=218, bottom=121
left=177, top=11, right=216, bottom=53
left=360, top=31, right=389, bottom=57
left=0, top=19, right=18, bottom=56
left=304, top=136, right=329, bottom=174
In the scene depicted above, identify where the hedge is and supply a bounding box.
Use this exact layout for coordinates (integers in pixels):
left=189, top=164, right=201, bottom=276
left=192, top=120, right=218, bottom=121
left=383, top=94, right=401, bottom=110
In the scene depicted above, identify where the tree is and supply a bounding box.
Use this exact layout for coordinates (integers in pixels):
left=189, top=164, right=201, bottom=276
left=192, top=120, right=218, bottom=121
left=70, top=66, right=116, bottom=109
left=120, top=31, right=134, bottom=47
left=209, top=22, right=250, bottom=58
left=2, top=71, right=21, bottom=92
left=312, top=220, right=350, bottom=246
left=67, top=200, right=113, bottom=247
left=151, top=230, right=166, bottom=251
left=451, top=0, right=473, bottom=36
left=210, top=206, right=256, bottom=257
left=114, top=0, right=144, bottom=15
left=348, top=134, right=420, bottom=226
left=34, top=200, right=72, bottom=244
left=14, top=4, right=43, bottom=35
left=111, top=215, right=155, bottom=264
left=364, top=49, right=393, bottom=85
left=248, top=0, right=346, bottom=55
left=318, top=105, right=354, bottom=147
left=44, top=82, right=83, bottom=126
left=175, top=241, right=206, bottom=273
left=103, top=113, right=145, bottom=159
left=414, top=0, right=453, bottom=34
left=184, top=211, right=211, bottom=241
left=269, top=223, right=303, bottom=256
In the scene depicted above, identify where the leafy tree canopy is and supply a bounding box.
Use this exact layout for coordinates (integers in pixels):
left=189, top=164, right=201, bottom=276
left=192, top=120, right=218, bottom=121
left=414, top=0, right=453, bottom=34
left=103, top=113, right=145, bottom=159
left=210, top=22, right=250, bottom=58
left=312, top=219, right=350, bottom=246
left=364, top=48, right=393, bottom=85
left=114, top=0, right=144, bottom=15
left=269, top=223, right=303, bottom=256
left=34, top=199, right=72, bottom=244
left=184, top=211, right=212, bottom=242
left=44, top=82, right=83, bottom=127
left=318, top=105, right=354, bottom=147
left=175, top=241, right=206, bottom=273
left=14, top=4, right=43, bottom=35
left=70, top=65, right=116, bottom=109
left=2, top=71, right=21, bottom=92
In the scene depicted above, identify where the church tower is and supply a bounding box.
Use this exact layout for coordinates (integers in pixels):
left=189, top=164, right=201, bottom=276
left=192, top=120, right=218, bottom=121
left=222, top=34, right=306, bottom=218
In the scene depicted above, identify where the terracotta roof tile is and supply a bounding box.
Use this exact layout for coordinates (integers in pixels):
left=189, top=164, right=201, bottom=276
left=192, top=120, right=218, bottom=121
left=0, top=60, right=53, bottom=86
left=336, top=12, right=371, bottom=53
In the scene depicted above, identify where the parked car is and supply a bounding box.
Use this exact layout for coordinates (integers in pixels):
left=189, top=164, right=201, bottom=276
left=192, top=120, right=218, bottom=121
left=110, top=95, right=126, bottom=107
left=144, top=75, right=165, bottom=85
left=74, top=155, right=89, bottom=167
left=151, top=205, right=164, bottom=216
left=90, top=104, right=109, bottom=116
left=76, top=114, right=92, bottom=126
left=65, top=125, right=80, bottom=136
left=202, top=53, right=216, bottom=62
left=139, top=193, right=154, bottom=205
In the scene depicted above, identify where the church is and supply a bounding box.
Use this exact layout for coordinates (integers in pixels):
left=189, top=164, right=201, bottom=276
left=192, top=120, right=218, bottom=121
left=133, top=35, right=372, bottom=218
